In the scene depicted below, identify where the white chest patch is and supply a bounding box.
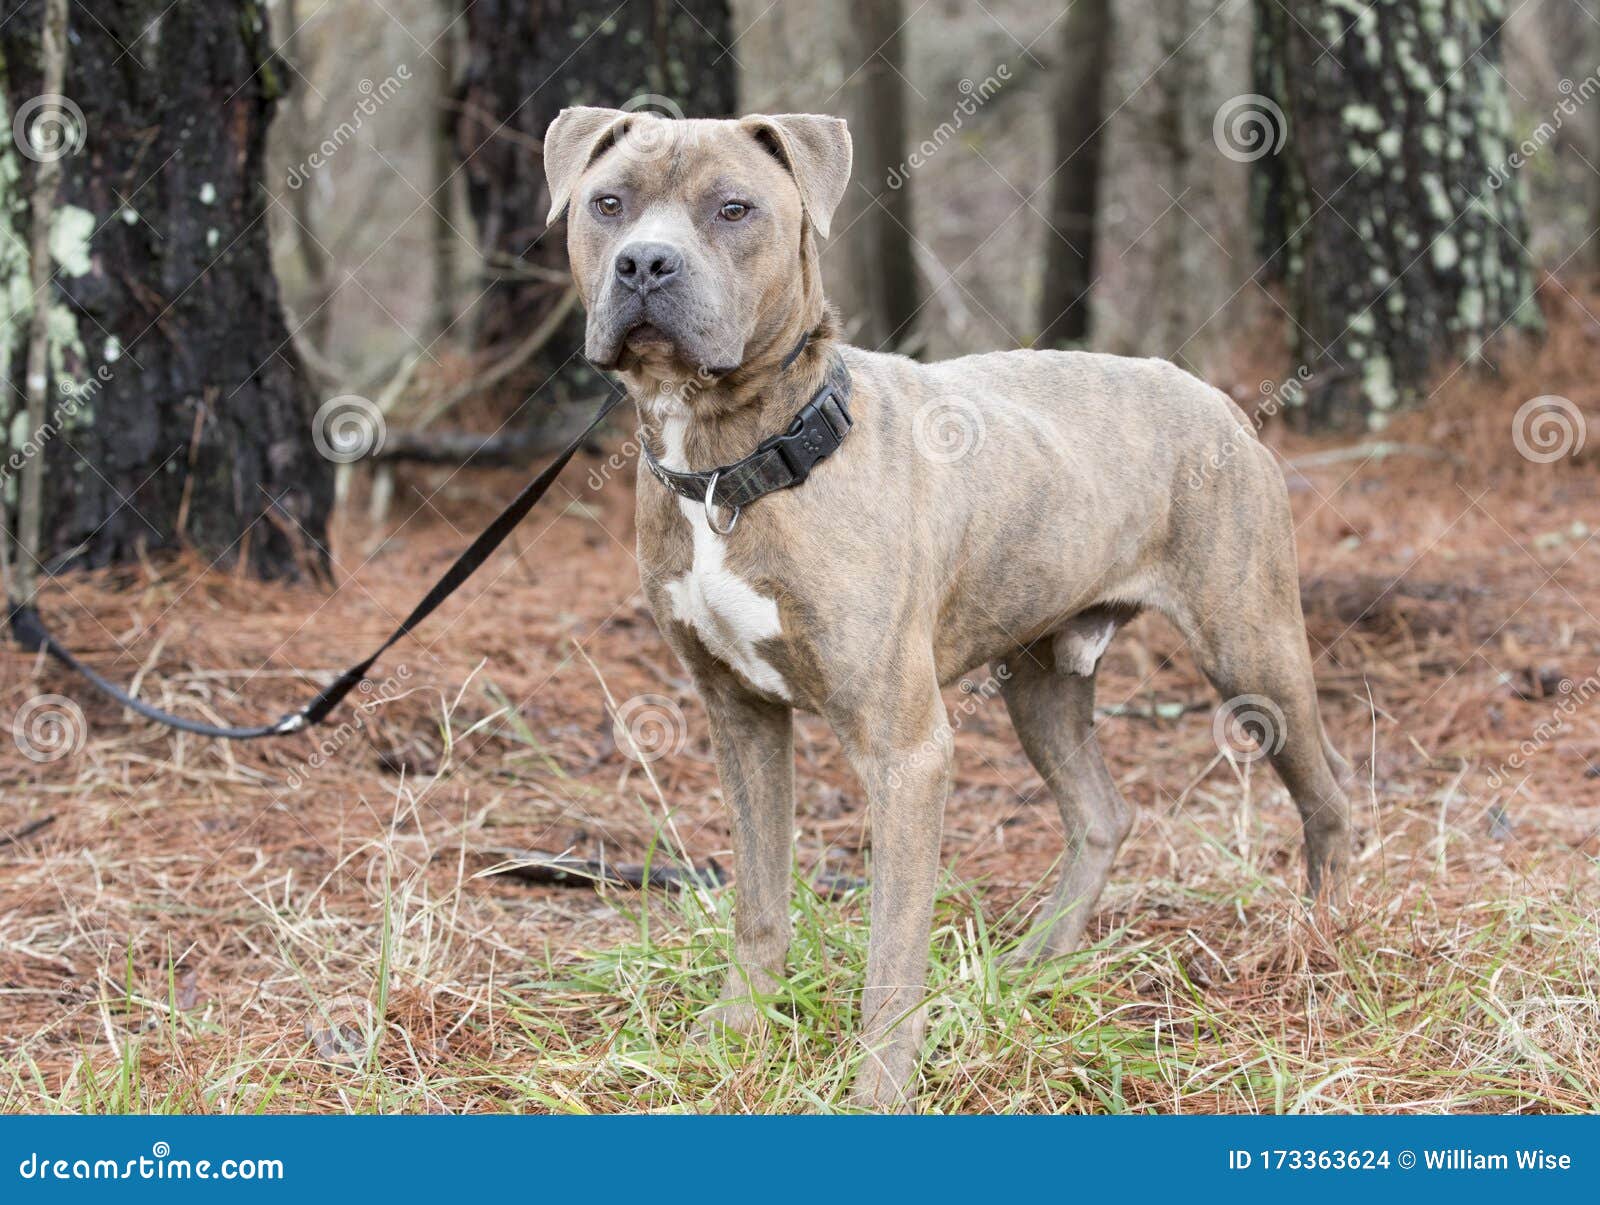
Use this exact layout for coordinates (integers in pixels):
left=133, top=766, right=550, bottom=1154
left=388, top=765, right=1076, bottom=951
left=659, top=416, right=791, bottom=701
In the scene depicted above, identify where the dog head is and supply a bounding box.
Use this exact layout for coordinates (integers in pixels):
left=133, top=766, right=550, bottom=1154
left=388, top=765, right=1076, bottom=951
left=543, top=108, right=851, bottom=382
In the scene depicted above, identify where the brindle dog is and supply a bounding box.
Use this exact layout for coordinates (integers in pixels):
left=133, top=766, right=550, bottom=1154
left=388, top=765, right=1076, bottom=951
left=542, top=107, right=1352, bottom=1111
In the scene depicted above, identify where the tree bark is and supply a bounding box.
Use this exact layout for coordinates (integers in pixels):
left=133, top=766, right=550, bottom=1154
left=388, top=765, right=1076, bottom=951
left=1091, top=0, right=1255, bottom=380
left=835, top=0, right=920, bottom=352
left=11, top=0, right=66, bottom=603
left=277, top=0, right=334, bottom=360
left=736, top=0, right=924, bottom=353
left=1038, top=0, right=1111, bottom=348
left=1249, top=0, right=1289, bottom=282
left=1503, top=0, right=1600, bottom=270
left=1264, top=0, right=1540, bottom=431
left=456, top=0, right=736, bottom=424
left=0, top=0, right=331, bottom=578
left=428, top=0, right=462, bottom=344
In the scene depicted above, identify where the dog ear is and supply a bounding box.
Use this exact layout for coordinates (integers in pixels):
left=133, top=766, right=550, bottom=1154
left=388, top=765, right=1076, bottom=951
left=740, top=114, right=852, bottom=239
left=542, top=106, right=629, bottom=227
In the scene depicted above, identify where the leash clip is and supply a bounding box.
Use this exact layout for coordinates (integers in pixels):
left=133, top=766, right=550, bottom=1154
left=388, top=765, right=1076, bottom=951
left=703, top=470, right=741, bottom=535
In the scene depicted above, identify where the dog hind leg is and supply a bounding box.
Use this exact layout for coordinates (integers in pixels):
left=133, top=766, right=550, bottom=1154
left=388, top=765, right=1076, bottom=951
left=998, top=640, right=1132, bottom=963
left=1178, top=602, right=1352, bottom=901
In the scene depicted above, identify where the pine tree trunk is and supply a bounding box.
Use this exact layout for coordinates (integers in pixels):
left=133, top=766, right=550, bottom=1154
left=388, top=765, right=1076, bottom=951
left=456, top=0, right=735, bottom=424
left=1264, top=0, right=1540, bottom=431
left=1038, top=0, right=1111, bottom=348
left=735, top=0, right=922, bottom=353
left=0, top=0, right=331, bottom=578
left=1091, top=0, right=1254, bottom=379
left=1250, top=0, right=1289, bottom=281
left=428, top=0, right=462, bottom=344
left=835, top=0, right=920, bottom=351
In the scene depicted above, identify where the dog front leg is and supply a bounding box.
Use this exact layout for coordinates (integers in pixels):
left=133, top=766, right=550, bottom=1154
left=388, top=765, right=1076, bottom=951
left=696, top=680, right=795, bottom=1036
left=836, top=679, right=951, bottom=1112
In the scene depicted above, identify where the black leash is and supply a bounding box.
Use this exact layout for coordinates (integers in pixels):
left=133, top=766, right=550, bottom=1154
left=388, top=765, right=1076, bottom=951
left=7, top=389, right=627, bottom=740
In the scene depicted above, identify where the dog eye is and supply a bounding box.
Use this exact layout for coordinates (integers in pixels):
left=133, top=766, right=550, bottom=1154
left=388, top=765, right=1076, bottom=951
left=718, top=200, right=751, bottom=222
left=593, top=195, right=623, bottom=217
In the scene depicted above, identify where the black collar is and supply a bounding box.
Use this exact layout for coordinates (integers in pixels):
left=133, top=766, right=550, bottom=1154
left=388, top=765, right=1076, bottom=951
left=642, top=345, right=853, bottom=533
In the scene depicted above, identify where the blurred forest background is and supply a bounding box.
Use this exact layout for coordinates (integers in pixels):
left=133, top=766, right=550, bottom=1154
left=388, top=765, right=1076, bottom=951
left=1, top=0, right=1596, bottom=578
left=3, top=1, right=1600, bottom=1115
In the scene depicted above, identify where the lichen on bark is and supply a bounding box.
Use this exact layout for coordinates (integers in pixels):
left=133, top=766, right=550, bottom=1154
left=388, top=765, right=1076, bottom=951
left=1260, top=0, right=1540, bottom=431
left=0, top=0, right=332, bottom=577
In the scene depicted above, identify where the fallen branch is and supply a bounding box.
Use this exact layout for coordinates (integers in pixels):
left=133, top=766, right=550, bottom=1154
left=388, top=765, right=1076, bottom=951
left=486, top=849, right=725, bottom=892
left=0, top=815, right=57, bottom=850
left=370, top=427, right=569, bottom=466
left=1097, top=700, right=1209, bottom=722
left=483, top=850, right=868, bottom=899
left=412, top=286, right=578, bottom=430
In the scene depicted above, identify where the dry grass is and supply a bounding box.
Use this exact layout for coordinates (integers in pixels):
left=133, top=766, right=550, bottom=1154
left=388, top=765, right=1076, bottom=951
left=2, top=285, right=1598, bottom=1114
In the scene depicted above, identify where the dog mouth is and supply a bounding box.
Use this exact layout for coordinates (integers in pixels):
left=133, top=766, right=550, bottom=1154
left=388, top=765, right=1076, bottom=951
left=588, top=291, right=742, bottom=377
left=623, top=322, right=675, bottom=353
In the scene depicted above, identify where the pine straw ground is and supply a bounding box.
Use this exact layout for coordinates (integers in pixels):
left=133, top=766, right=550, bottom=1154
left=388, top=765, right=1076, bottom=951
left=3, top=287, right=1599, bottom=1115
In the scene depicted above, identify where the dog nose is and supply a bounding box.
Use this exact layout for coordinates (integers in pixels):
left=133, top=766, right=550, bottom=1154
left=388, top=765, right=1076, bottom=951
left=614, top=241, right=683, bottom=292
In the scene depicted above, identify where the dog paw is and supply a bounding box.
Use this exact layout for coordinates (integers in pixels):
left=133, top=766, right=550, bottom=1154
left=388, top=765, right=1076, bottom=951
left=691, top=998, right=766, bottom=1044
left=1000, top=943, right=1044, bottom=972
left=1001, top=931, right=1070, bottom=971
left=847, top=1061, right=915, bottom=1114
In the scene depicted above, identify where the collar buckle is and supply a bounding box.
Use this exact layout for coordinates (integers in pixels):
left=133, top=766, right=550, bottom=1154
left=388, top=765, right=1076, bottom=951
left=643, top=352, right=852, bottom=526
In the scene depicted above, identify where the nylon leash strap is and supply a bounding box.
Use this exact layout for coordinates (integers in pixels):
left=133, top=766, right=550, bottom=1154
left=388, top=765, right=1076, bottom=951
left=7, top=390, right=626, bottom=741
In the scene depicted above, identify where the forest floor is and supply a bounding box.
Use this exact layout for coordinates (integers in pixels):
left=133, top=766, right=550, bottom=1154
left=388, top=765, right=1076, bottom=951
left=3, top=285, right=1598, bottom=1114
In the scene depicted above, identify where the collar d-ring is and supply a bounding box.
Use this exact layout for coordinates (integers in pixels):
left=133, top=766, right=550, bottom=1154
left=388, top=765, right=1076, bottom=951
left=703, top=469, right=741, bottom=535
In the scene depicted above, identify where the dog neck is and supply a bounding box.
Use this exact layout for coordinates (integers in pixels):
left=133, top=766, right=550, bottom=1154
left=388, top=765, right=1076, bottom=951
left=626, top=306, right=842, bottom=474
